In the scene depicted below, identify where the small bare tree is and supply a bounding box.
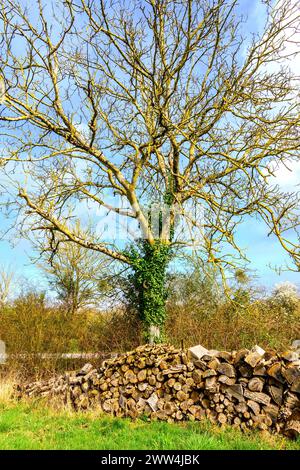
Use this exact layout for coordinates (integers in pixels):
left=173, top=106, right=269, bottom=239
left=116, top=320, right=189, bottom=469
left=0, top=265, right=14, bottom=306
left=37, top=239, right=113, bottom=315
left=0, top=0, right=299, bottom=341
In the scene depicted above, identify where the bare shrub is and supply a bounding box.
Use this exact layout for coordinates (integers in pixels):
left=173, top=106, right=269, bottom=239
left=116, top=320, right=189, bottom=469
left=1, top=280, right=299, bottom=379
left=0, top=290, right=83, bottom=377
left=166, top=295, right=300, bottom=351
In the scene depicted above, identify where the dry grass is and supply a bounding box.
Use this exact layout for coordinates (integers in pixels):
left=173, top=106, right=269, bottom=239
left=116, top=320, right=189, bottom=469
left=0, top=373, right=17, bottom=404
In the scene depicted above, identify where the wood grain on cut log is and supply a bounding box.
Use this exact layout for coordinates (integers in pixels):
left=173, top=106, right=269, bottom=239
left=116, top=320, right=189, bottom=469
left=267, top=363, right=285, bottom=384
left=176, top=390, right=188, bottom=402
left=173, top=382, right=182, bottom=391
left=217, top=363, right=236, bottom=378
left=202, top=369, right=217, bottom=378
left=284, top=410, right=300, bottom=439
left=282, top=365, right=300, bottom=384
left=247, top=400, right=260, bottom=416
left=217, top=413, right=227, bottom=425
left=137, top=370, right=147, bottom=382
left=224, top=384, right=245, bottom=402
left=193, top=359, right=207, bottom=370
left=205, top=376, right=218, bottom=393
left=290, top=377, right=300, bottom=394
left=239, top=364, right=253, bottom=378
left=207, top=358, right=220, bottom=370
left=185, top=377, right=195, bottom=388
left=248, top=377, right=264, bottom=392
left=192, top=370, right=202, bottom=384
left=284, top=392, right=300, bottom=409
left=253, top=364, right=267, bottom=376
left=235, top=402, right=248, bottom=414
left=234, top=349, right=249, bottom=364
left=244, top=351, right=263, bottom=368
left=268, top=385, right=283, bottom=406
left=218, top=375, right=236, bottom=385
left=148, top=376, right=156, bottom=386
left=244, top=390, right=271, bottom=406
left=138, top=383, right=148, bottom=392
left=233, top=416, right=242, bottom=426
left=263, top=404, right=279, bottom=423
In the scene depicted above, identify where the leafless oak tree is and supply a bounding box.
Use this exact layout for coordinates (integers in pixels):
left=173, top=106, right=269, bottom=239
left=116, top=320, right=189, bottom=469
left=0, top=0, right=299, bottom=341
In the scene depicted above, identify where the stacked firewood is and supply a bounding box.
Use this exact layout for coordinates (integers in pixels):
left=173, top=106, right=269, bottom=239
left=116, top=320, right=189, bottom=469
left=15, top=342, right=300, bottom=438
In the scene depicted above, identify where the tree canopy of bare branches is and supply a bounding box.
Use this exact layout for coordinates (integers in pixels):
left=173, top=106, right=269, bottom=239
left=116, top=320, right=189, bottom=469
left=0, top=0, right=299, bottom=341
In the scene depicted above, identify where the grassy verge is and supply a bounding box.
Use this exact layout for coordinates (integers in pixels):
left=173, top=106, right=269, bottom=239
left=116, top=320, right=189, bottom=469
left=0, top=401, right=299, bottom=450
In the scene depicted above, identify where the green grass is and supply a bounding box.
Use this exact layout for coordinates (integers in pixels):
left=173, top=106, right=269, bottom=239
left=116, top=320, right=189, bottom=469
left=0, top=402, right=299, bottom=450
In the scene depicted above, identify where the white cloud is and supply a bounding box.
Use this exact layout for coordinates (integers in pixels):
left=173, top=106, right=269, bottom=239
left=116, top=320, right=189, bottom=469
left=75, top=122, right=92, bottom=142
left=270, top=160, right=300, bottom=190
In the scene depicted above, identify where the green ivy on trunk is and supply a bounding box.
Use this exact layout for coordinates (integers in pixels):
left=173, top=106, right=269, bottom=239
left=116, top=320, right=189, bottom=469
left=124, top=240, right=172, bottom=343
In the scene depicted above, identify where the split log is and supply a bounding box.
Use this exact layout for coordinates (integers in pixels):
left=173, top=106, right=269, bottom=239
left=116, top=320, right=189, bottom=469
left=290, top=377, right=300, bottom=394
left=263, top=404, right=279, bottom=424
left=282, top=365, right=300, bottom=384
left=247, top=400, right=260, bottom=416
left=244, top=352, right=263, bottom=368
left=268, top=385, right=283, bottom=406
left=217, top=413, right=227, bottom=425
left=203, top=369, right=217, bottom=378
left=239, top=364, right=253, bottom=378
left=234, top=349, right=249, bottom=364
left=244, top=390, right=271, bottom=406
left=267, top=363, right=285, bottom=384
left=207, top=358, right=220, bottom=370
left=284, top=410, right=300, bottom=439
left=281, top=351, right=299, bottom=362
left=217, top=363, right=236, bottom=378
left=188, top=344, right=209, bottom=361
left=224, top=384, right=245, bottom=402
left=253, top=364, right=267, bottom=376
left=218, top=375, right=236, bottom=385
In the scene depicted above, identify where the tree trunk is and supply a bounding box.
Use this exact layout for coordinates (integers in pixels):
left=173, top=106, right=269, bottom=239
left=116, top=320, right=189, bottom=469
left=148, top=325, right=161, bottom=344
left=129, top=240, right=171, bottom=343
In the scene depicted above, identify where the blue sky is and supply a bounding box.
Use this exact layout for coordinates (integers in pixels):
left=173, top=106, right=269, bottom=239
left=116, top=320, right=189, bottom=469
left=0, top=0, right=299, bottom=292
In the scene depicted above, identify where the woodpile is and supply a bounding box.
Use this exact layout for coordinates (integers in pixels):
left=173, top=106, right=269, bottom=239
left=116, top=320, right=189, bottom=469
left=15, top=342, right=300, bottom=438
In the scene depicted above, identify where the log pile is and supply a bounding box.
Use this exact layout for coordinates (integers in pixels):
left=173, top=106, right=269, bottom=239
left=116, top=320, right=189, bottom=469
left=15, top=342, right=300, bottom=438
